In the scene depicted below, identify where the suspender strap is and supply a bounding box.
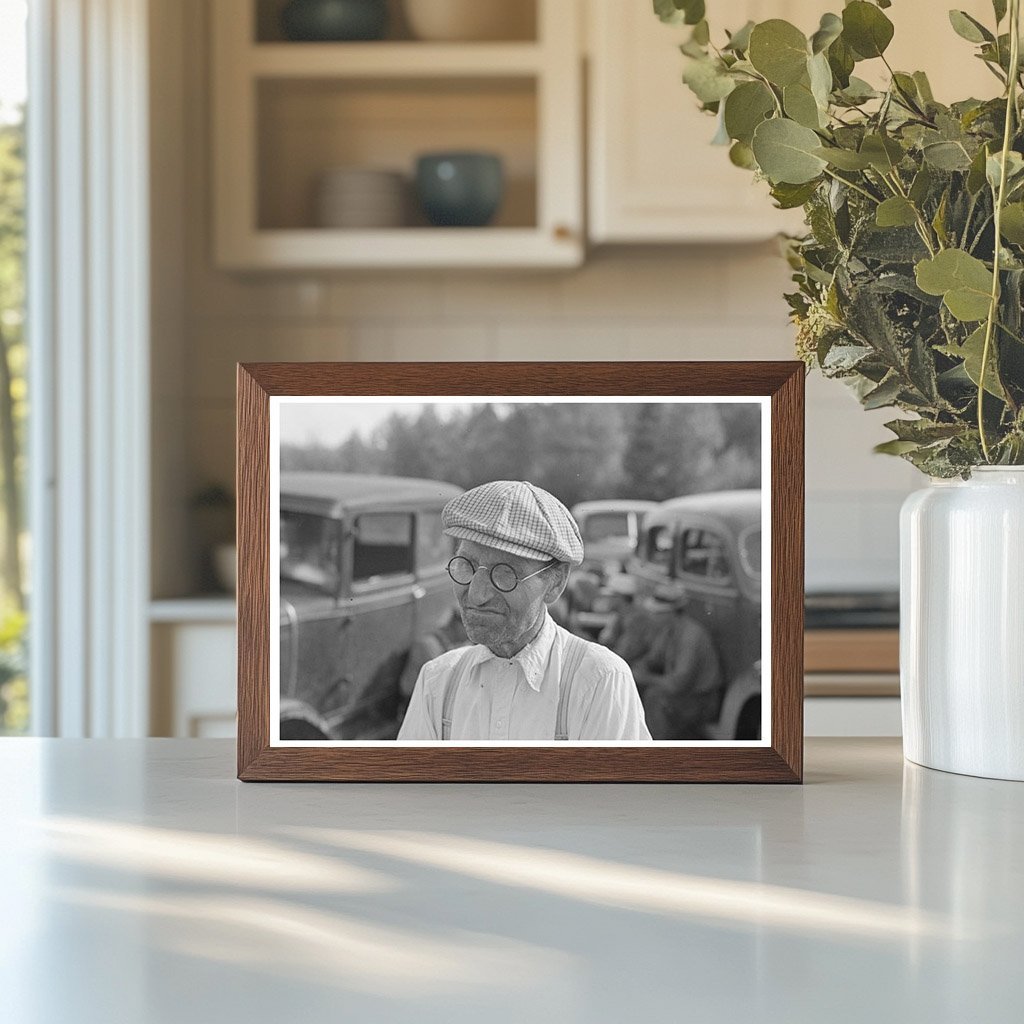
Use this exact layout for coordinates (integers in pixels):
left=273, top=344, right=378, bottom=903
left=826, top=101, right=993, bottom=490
left=440, top=631, right=590, bottom=740
left=440, top=674, right=460, bottom=741
left=555, top=633, right=590, bottom=741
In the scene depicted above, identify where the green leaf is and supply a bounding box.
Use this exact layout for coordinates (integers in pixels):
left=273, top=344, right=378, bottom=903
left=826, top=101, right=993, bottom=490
left=922, top=140, right=973, bottom=171
left=948, top=10, right=994, bottom=44
left=827, top=36, right=856, bottom=89
left=813, top=146, right=872, bottom=170
left=875, top=197, right=918, bottom=228
left=653, top=0, right=705, bottom=26
left=1000, top=203, right=1024, bottom=245
left=915, top=250, right=994, bottom=322
left=810, top=12, right=843, bottom=54
left=729, top=140, right=757, bottom=169
left=874, top=439, right=921, bottom=455
left=682, top=57, right=737, bottom=104
left=860, top=133, right=904, bottom=173
left=751, top=118, right=828, bottom=184
left=770, top=180, right=820, bottom=209
left=939, top=325, right=1006, bottom=398
left=908, top=164, right=933, bottom=205
left=884, top=418, right=963, bottom=443
left=784, top=80, right=824, bottom=129
left=912, top=71, right=935, bottom=104
left=862, top=374, right=903, bottom=409
left=842, top=1, right=895, bottom=59
left=723, top=81, right=776, bottom=144
left=993, top=0, right=1008, bottom=24
left=692, top=19, right=710, bottom=45
left=748, top=20, right=809, bottom=87
left=986, top=150, right=1024, bottom=191
left=724, top=20, right=755, bottom=53
left=967, top=144, right=991, bottom=194
left=807, top=51, right=833, bottom=110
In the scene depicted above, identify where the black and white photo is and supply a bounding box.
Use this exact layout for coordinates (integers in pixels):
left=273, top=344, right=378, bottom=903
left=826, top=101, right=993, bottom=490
left=270, top=396, right=769, bottom=746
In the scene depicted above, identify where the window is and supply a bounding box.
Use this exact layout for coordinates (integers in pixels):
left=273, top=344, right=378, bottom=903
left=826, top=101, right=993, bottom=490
left=644, top=525, right=673, bottom=573
left=581, top=511, right=630, bottom=544
left=352, top=512, right=414, bottom=584
left=280, top=512, right=340, bottom=592
left=415, top=511, right=450, bottom=572
left=739, top=526, right=761, bottom=579
left=0, top=0, right=27, bottom=735
left=680, top=528, right=731, bottom=581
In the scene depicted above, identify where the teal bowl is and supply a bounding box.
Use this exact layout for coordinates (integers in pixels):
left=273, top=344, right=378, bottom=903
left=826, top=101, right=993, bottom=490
left=415, top=153, right=505, bottom=228
left=281, top=0, right=388, bottom=42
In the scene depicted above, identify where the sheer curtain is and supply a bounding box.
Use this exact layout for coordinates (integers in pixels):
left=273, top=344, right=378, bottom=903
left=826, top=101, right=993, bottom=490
left=28, top=0, right=150, bottom=736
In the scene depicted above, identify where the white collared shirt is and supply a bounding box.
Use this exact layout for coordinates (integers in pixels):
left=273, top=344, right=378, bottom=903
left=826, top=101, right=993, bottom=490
left=397, top=613, right=652, bottom=741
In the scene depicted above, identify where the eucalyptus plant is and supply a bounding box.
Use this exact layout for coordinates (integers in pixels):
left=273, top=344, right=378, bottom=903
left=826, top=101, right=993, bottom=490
left=656, top=0, right=1024, bottom=476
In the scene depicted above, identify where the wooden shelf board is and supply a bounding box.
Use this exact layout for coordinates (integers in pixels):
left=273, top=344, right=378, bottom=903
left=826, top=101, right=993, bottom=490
left=249, top=42, right=543, bottom=79
left=219, top=227, right=581, bottom=269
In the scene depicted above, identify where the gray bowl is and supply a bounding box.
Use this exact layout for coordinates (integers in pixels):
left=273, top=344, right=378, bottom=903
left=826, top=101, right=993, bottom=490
left=280, top=0, right=388, bottom=42
left=415, top=152, right=504, bottom=228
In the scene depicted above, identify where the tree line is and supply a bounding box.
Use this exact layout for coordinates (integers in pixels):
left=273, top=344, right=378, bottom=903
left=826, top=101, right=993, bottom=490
left=281, top=402, right=761, bottom=507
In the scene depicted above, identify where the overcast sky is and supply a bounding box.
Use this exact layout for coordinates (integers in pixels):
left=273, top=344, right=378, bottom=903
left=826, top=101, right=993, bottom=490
left=279, top=400, right=474, bottom=447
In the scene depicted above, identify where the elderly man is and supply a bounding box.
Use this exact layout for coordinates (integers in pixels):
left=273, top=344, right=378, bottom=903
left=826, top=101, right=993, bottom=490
left=398, top=481, right=651, bottom=742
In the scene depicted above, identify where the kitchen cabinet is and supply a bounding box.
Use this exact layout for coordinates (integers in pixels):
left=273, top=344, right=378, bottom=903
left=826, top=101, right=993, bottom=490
left=150, top=600, right=237, bottom=738
left=586, top=0, right=1000, bottom=244
left=211, top=0, right=583, bottom=268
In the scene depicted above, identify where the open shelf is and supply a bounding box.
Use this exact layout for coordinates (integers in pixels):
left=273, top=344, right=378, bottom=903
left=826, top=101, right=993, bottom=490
left=212, top=0, right=581, bottom=268
left=256, top=76, right=537, bottom=232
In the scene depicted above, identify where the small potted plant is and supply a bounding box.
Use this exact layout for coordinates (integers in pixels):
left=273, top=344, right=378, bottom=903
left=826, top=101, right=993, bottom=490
left=657, top=0, right=1024, bottom=779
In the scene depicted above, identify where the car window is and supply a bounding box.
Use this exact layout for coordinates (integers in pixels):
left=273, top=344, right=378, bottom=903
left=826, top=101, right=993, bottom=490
left=739, top=526, right=761, bottom=578
left=416, top=511, right=451, bottom=571
left=679, top=528, right=731, bottom=581
left=582, top=512, right=631, bottom=543
left=644, top=525, right=673, bottom=573
left=280, top=512, right=340, bottom=592
left=352, top=512, right=414, bottom=585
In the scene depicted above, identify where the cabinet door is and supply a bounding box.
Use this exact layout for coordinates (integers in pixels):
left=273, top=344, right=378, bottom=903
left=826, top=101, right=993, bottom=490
left=588, top=0, right=995, bottom=244
left=587, top=0, right=812, bottom=242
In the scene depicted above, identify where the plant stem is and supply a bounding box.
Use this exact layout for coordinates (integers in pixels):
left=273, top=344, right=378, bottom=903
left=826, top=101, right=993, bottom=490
left=884, top=170, right=938, bottom=255
left=822, top=167, right=880, bottom=205
left=978, top=0, right=1021, bottom=462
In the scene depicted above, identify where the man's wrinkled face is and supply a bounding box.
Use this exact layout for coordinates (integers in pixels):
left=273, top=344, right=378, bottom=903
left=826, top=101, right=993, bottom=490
left=452, top=539, right=563, bottom=658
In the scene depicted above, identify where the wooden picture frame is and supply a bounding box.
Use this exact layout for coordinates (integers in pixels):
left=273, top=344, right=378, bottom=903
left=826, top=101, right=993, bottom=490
left=237, top=362, right=804, bottom=782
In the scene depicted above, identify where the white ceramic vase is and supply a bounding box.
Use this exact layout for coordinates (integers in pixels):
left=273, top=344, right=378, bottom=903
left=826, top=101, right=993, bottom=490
left=900, top=467, right=1024, bottom=781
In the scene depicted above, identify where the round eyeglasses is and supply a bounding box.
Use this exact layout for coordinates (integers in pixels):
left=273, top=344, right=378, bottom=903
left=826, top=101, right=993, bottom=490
left=447, top=555, right=556, bottom=593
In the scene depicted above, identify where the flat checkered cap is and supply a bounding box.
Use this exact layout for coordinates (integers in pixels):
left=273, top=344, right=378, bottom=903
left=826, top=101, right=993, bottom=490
left=442, top=480, right=584, bottom=565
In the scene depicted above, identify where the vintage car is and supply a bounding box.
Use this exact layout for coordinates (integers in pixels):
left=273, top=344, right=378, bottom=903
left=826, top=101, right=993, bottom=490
left=278, top=472, right=463, bottom=740
left=625, top=489, right=762, bottom=740
left=565, top=499, right=658, bottom=634
left=571, top=499, right=659, bottom=573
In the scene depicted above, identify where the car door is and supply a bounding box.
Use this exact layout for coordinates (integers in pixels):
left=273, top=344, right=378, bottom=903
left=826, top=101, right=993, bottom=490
left=333, top=509, right=418, bottom=737
left=675, top=522, right=747, bottom=684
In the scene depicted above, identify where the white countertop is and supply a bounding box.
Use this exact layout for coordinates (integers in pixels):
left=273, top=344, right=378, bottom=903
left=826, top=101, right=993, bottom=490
left=1, top=737, right=1020, bottom=1023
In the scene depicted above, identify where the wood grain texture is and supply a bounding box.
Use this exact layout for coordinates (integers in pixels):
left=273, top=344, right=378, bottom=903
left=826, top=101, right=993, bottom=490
left=236, top=361, right=805, bottom=783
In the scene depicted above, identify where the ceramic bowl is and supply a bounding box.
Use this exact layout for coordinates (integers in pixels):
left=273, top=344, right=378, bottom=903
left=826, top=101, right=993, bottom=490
left=281, top=0, right=388, bottom=42
left=414, top=152, right=504, bottom=227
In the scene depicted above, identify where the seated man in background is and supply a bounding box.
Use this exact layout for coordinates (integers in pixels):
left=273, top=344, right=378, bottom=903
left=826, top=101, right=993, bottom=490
left=630, top=587, right=723, bottom=740
left=398, top=480, right=651, bottom=742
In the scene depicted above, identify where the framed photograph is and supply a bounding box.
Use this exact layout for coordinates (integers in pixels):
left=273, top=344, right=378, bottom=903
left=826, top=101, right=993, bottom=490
left=237, top=362, right=804, bottom=782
